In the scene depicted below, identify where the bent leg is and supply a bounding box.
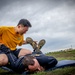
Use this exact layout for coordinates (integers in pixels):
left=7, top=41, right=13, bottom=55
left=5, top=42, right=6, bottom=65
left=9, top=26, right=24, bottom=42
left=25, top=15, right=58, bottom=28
left=0, top=54, right=8, bottom=66
left=18, top=48, right=32, bottom=57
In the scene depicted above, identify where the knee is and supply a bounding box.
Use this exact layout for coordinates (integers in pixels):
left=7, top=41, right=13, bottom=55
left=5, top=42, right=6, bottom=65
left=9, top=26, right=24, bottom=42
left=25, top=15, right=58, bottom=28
left=0, top=54, right=8, bottom=66
left=18, top=49, right=32, bottom=57
left=25, top=49, right=32, bottom=54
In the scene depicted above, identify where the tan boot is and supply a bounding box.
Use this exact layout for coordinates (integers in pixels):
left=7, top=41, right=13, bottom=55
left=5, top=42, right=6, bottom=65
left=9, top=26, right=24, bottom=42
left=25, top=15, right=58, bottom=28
left=26, top=37, right=37, bottom=50
left=35, top=39, right=46, bottom=52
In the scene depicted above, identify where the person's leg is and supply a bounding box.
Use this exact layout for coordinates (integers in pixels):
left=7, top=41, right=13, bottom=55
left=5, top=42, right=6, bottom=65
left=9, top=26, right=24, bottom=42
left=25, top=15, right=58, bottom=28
left=26, top=37, right=37, bottom=50
left=18, top=48, right=32, bottom=57
left=0, top=52, right=8, bottom=66
left=13, top=48, right=32, bottom=58
left=37, top=39, right=46, bottom=51
left=0, top=45, right=9, bottom=66
left=26, top=37, right=46, bottom=54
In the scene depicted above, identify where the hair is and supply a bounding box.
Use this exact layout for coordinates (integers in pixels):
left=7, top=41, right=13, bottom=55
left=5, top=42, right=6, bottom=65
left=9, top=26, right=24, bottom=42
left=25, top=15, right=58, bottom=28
left=22, top=56, right=35, bottom=68
left=17, top=19, right=32, bottom=27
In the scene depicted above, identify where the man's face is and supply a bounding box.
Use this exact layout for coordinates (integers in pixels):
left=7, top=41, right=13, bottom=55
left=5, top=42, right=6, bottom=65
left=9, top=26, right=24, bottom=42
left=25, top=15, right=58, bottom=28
left=28, top=59, right=44, bottom=72
left=18, top=24, right=29, bottom=35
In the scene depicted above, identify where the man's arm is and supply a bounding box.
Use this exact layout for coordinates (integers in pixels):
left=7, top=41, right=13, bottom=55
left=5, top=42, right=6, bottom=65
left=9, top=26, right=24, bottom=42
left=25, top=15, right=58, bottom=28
left=7, top=53, right=26, bottom=73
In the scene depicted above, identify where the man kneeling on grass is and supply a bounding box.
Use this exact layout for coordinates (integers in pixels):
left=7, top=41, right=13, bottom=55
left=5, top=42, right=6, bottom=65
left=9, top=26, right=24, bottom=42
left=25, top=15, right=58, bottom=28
left=1, top=38, right=58, bottom=73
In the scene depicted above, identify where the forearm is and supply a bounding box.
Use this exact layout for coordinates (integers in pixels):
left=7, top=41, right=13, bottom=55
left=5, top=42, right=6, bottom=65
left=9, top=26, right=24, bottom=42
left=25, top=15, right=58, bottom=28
left=7, top=53, right=25, bottom=73
left=7, top=53, right=17, bottom=68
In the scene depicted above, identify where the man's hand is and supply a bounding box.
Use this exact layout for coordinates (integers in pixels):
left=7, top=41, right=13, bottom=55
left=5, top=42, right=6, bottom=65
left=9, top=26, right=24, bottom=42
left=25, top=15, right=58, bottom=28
left=22, top=40, right=27, bottom=44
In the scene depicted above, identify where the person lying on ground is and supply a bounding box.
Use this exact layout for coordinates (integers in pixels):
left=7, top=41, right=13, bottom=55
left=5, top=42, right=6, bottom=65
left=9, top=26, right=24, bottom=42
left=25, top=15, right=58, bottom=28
left=1, top=38, right=58, bottom=73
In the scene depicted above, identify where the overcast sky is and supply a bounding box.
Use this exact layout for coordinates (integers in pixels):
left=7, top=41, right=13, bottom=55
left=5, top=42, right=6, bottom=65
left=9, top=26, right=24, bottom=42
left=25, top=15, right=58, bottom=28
left=0, top=0, right=75, bottom=53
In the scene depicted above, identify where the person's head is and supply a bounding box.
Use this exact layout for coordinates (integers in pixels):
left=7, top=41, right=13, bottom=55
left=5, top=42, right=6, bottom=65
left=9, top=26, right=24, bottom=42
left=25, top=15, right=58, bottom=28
left=22, top=56, right=43, bottom=72
left=15, top=19, right=32, bottom=35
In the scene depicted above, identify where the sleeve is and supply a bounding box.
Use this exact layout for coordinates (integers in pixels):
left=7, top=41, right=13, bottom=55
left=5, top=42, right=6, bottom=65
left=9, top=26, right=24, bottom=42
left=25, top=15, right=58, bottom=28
left=7, top=53, right=25, bottom=73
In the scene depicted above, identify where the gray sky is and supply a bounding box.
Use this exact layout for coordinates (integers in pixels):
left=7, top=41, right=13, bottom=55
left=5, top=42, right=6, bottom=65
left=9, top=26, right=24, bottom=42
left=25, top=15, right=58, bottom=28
left=0, top=0, right=75, bottom=53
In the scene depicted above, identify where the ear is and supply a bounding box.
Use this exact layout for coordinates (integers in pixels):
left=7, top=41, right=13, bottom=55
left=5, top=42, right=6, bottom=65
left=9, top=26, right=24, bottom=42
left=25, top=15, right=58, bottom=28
left=25, top=68, right=28, bottom=70
left=18, top=25, right=21, bottom=28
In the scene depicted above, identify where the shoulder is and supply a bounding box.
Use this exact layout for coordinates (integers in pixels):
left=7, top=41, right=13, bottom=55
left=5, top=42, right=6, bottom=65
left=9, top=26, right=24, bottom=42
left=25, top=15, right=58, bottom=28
left=0, top=26, right=14, bottom=30
left=0, top=26, right=15, bottom=33
left=0, top=26, right=8, bottom=31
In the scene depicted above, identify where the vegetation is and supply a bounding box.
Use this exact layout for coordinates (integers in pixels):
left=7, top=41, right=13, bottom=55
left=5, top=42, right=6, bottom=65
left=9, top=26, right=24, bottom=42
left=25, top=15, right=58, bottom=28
left=46, top=49, right=75, bottom=60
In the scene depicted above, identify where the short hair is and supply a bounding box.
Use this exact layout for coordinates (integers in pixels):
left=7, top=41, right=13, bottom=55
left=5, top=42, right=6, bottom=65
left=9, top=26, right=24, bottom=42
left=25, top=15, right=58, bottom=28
left=22, top=56, right=35, bottom=68
left=18, top=19, right=32, bottom=27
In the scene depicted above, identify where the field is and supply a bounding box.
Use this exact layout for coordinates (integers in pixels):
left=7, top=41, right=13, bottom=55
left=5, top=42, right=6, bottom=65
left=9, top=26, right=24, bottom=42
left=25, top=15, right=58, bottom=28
left=0, top=49, right=75, bottom=75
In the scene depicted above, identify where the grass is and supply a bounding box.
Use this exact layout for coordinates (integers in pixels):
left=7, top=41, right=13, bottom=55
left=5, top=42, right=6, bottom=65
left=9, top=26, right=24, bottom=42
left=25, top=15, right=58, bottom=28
left=0, top=49, right=75, bottom=75
left=46, top=49, right=75, bottom=60
left=33, top=67, right=75, bottom=75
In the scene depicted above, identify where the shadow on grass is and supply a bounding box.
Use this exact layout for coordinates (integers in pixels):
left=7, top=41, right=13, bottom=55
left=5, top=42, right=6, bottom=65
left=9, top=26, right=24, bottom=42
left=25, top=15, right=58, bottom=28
left=0, top=71, right=21, bottom=75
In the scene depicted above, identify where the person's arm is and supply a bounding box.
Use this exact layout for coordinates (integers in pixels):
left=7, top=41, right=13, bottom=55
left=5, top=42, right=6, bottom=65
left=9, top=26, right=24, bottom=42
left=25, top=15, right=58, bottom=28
left=7, top=53, right=25, bottom=73
left=7, top=53, right=18, bottom=68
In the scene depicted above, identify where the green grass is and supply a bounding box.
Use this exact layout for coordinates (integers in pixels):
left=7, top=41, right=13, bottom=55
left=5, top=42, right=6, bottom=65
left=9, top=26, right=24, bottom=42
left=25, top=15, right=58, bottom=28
left=46, top=49, right=75, bottom=60
left=33, top=67, right=75, bottom=75
left=0, top=49, right=75, bottom=75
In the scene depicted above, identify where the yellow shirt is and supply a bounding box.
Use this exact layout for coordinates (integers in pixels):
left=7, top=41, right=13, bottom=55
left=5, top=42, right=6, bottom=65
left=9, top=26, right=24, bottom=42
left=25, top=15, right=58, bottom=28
left=0, top=26, right=24, bottom=50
